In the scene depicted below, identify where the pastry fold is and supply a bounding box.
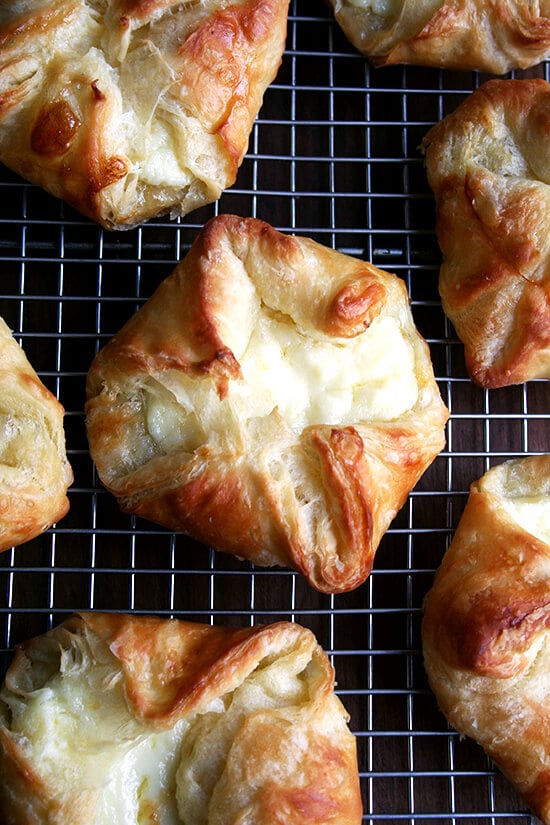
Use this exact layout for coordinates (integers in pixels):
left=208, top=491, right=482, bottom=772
left=0, top=316, right=72, bottom=551
left=422, top=78, right=550, bottom=388
left=85, top=214, right=448, bottom=593
left=0, top=0, right=289, bottom=229
left=0, top=612, right=363, bottom=825
left=328, top=0, right=550, bottom=74
left=422, top=455, right=550, bottom=825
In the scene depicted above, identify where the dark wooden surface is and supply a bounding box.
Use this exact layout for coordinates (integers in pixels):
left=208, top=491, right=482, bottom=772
left=0, top=2, right=548, bottom=822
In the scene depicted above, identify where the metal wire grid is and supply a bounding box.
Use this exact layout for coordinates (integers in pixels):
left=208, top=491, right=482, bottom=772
left=0, top=1, right=549, bottom=822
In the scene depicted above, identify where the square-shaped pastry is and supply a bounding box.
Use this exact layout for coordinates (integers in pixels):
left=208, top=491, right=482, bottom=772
left=422, top=78, right=550, bottom=388
left=422, top=454, right=550, bottom=825
left=328, top=0, right=550, bottom=74
left=0, top=0, right=289, bottom=230
left=85, top=214, right=448, bottom=593
left=0, top=612, right=363, bottom=825
left=0, top=316, right=72, bottom=552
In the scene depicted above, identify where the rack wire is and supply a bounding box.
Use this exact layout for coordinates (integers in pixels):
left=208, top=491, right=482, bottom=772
left=0, top=1, right=548, bottom=822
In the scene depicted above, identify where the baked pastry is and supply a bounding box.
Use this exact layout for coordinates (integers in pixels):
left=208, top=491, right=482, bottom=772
left=422, top=78, right=550, bottom=388
left=0, top=0, right=289, bottom=230
left=0, top=612, right=363, bottom=825
left=85, top=214, right=448, bottom=593
left=422, top=454, right=550, bottom=824
left=0, top=316, right=72, bottom=552
left=328, top=0, right=550, bottom=73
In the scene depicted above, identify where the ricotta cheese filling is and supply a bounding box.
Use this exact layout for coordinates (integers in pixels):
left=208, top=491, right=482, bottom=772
left=236, top=312, right=418, bottom=430
left=3, top=652, right=188, bottom=824
left=504, top=496, right=550, bottom=546
left=117, top=44, right=194, bottom=189
left=144, top=310, right=419, bottom=453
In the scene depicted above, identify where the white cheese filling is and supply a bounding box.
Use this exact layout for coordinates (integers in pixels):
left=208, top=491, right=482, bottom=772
left=236, top=312, right=418, bottom=430
left=5, top=660, right=188, bottom=824
left=504, top=496, right=550, bottom=547
left=145, top=310, right=419, bottom=453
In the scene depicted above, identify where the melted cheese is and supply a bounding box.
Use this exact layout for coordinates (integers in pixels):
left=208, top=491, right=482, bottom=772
left=117, top=44, right=193, bottom=189
left=504, top=496, right=550, bottom=546
left=146, top=393, right=201, bottom=455
left=139, top=121, right=190, bottom=188
left=145, top=310, right=419, bottom=453
left=236, top=312, right=417, bottom=430
left=5, top=651, right=188, bottom=825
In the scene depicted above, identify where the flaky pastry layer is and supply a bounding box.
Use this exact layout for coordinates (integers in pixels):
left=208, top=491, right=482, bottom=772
left=422, top=78, right=550, bottom=388
left=0, top=316, right=72, bottom=552
left=0, top=0, right=289, bottom=229
left=422, top=454, right=550, bottom=824
left=328, top=0, right=550, bottom=73
left=0, top=612, right=362, bottom=825
left=85, top=214, right=448, bottom=593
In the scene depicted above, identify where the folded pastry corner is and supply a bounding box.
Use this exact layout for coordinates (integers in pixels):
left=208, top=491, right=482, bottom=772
left=85, top=214, right=448, bottom=593
left=0, top=0, right=289, bottom=229
left=422, top=78, right=550, bottom=388
left=422, top=454, right=550, bottom=825
left=0, top=315, right=72, bottom=552
left=327, top=0, right=550, bottom=74
left=0, top=612, right=363, bottom=825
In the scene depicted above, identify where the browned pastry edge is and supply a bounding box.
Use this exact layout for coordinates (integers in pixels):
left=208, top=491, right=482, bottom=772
left=329, top=0, right=550, bottom=74
left=422, top=455, right=550, bottom=824
left=0, top=0, right=289, bottom=229
left=67, top=613, right=332, bottom=725
left=0, top=317, right=72, bottom=552
left=422, top=77, right=550, bottom=388
left=85, top=214, right=448, bottom=593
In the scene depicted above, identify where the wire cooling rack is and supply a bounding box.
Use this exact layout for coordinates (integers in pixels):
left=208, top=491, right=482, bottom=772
left=0, top=1, right=549, bottom=823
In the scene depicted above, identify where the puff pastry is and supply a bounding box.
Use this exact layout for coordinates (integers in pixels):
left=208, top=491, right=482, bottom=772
left=328, top=0, right=550, bottom=73
left=0, top=0, right=289, bottom=230
left=85, top=214, right=448, bottom=593
left=0, top=316, right=72, bottom=552
left=0, top=612, right=363, bottom=825
left=422, top=78, right=550, bottom=388
left=422, top=454, right=550, bottom=824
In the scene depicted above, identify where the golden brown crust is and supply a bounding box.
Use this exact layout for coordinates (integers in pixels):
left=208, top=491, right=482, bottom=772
left=84, top=612, right=297, bottom=725
left=422, top=454, right=550, bottom=824
left=85, top=214, right=448, bottom=593
left=0, top=0, right=289, bottom=230
left=0, top=316, right=72, bottom=552
left=422, top=78, right=550, bottom=388
left=0, top=612, right=363, bottom=825
left=328, top=0, right=550, bottom=73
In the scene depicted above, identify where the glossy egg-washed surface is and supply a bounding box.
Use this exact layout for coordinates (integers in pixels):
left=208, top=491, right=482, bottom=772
left=0, top=0, right=289, bottom=228
left=0, top=0, right=549, bottom=822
